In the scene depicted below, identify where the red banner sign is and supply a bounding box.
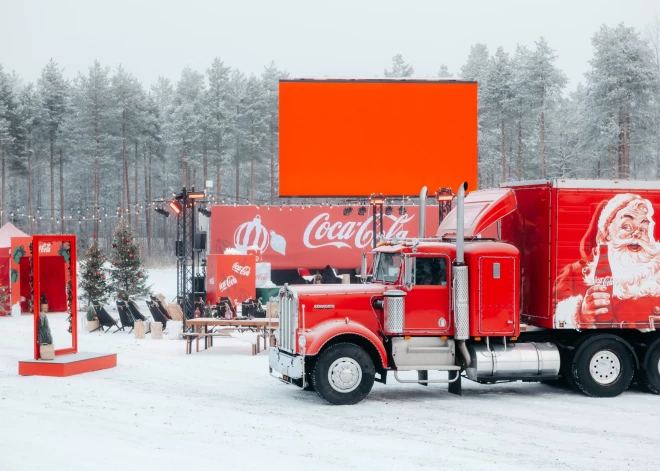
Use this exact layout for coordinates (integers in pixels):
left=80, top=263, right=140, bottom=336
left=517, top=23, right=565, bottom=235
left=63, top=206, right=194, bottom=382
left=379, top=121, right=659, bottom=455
left=210, top=205, right=439, bottom=269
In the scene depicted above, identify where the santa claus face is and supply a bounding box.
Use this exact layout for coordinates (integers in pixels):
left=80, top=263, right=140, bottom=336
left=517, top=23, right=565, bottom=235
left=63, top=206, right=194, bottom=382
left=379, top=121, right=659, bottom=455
left=607, top=200, right=656, bottom=263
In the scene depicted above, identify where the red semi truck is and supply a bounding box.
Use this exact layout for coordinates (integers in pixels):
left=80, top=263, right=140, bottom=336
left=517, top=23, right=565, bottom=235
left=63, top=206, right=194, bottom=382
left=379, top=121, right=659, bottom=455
left=269, top=179, right=660, bottom=405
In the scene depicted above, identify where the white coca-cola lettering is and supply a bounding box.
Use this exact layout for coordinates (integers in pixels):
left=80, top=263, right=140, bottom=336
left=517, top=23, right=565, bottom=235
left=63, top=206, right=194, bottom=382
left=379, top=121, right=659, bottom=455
left=219, top=275, right=237, bottom=292
left=39, top=243, right=52, bottom=253
left=594, top=276, right=613, bottom=287
left=232, top=262, right=251, bottom=276
left=303, top=213, right=416, bottom=249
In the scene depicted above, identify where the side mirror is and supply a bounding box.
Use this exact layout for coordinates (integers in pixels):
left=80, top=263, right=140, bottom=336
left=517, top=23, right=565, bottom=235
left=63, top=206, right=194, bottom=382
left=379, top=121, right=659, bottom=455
left=403, top=256, right=414, bottom=290
left=360, top=253, right=368, bottom=281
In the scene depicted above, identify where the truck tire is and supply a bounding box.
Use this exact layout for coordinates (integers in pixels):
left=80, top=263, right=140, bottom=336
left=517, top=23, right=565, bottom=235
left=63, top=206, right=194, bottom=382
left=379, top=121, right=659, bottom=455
left=312, top=343, right=375, bottom=405
left=641, top=345, right=660, bottom=394
left=572, top=338, right=634, bottom=398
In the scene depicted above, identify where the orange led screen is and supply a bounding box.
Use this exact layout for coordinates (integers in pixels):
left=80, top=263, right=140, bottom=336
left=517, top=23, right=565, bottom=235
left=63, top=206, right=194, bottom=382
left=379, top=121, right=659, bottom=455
left=279, top=79, right=477, bottom=197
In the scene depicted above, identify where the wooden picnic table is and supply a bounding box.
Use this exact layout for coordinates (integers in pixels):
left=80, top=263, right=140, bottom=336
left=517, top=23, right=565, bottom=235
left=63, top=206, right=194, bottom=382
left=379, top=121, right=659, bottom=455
left=184, top=318, right=280, bottom=355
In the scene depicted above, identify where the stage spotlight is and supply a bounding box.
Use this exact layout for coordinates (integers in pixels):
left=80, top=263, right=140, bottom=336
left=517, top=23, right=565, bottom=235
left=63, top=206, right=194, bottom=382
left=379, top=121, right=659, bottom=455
left=155, top=207, right=170, bottom=218
left=398, top=206, right=406, bottom=215
left=343, top=207, right=353, bottom=216
left=385, top=206, right=393, bottom=216
left=358, top=206, right=367, bottom=216
left=168, top=200, right=182, bottom=215
left=187, top=191, right=205, bottom=199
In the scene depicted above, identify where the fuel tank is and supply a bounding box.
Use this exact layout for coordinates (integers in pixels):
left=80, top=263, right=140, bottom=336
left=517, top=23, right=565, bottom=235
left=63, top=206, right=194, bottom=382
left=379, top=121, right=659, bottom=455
left=466, top=341, right=560, bottom=382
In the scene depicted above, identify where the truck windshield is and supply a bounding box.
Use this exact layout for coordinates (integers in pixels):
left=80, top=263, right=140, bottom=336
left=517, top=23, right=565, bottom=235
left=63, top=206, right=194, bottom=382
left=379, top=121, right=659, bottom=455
left=374, top=253, right=402, bottom=283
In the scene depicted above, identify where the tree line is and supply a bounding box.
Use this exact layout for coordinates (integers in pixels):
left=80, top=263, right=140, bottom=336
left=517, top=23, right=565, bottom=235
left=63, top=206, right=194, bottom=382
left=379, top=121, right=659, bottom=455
left=0, top=21, right=659, bottom=258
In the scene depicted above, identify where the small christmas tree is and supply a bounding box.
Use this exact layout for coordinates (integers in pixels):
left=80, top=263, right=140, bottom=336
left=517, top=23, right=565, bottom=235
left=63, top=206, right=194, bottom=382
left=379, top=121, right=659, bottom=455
left=38, top=312, right=53, bottom=345
left=79, top=237, right=112, bottom=306
left=108, top=219, right=150, bottom=300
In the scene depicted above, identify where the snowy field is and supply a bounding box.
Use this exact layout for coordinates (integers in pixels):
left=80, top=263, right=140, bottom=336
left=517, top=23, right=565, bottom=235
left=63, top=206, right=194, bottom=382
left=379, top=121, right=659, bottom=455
left=1, top=268, right=660, bottom=471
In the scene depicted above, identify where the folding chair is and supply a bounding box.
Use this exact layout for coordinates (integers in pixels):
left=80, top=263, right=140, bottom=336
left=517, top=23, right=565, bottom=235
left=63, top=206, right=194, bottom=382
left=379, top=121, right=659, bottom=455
left=298, top=268, right=315, bottom=284
left=116, top=300, right=135, bottom=334
left=146, top=300, right=168, bottom=330
left=94, top=304, right=121, bottom=333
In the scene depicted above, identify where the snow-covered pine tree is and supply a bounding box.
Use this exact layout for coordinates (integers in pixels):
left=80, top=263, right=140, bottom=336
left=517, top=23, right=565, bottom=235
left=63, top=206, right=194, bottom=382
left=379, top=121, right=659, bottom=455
left=437, top=64, right=453, bottom=78
left=79, top=237, right=112, bottom=306
left=585, top=24, right=658, bottom=179
left=243, top=74, right=268, bottom=204
left=206, top=58, right=232, bottom=201
left=482, top=47, right=515, bottom=185
left=262, top=61, right=289, bottom=205
left=527, top=38, right=567, bottom=179
left=37, top=59, right=69, bottom=232
left=384, top=54, right=414, bottom=77
left=75, top=61, right=113, bottom=236
left=108, top=219, right=150, bottom=300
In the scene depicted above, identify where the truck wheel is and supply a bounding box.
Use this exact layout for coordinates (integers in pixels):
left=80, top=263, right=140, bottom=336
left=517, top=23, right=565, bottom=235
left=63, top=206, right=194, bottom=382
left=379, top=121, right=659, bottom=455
left=572, top=338, right=634, bottom=398
left=312, top=343, right=375, bottom=405
left=641, top=345, right=660, bottom=394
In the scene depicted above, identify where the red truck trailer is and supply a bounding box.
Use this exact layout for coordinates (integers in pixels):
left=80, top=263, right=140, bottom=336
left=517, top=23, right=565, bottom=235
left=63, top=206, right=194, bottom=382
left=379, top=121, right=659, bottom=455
left=269, top=179, right=660, bottom=404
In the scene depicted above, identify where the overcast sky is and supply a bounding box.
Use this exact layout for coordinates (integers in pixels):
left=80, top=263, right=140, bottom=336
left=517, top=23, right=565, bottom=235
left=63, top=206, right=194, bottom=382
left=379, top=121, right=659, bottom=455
left=1, top=0, right=657, bottom=92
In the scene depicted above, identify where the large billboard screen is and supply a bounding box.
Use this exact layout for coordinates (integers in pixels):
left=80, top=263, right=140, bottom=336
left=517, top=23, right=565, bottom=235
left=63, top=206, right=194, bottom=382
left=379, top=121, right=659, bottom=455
left=279, top=79, right=477, bottom=197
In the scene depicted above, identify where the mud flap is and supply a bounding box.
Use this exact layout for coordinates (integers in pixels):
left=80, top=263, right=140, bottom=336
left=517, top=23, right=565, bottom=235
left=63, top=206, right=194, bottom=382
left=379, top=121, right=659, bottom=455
left=448, top=372, right=462, bottom=396
left=418, top=370, right=428, bottom=386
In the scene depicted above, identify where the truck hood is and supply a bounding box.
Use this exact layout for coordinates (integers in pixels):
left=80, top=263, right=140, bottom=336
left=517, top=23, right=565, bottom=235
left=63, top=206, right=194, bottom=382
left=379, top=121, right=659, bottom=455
left=288, top=283, right=387, bottom=297
left=436, top=188, right=517, bottom=238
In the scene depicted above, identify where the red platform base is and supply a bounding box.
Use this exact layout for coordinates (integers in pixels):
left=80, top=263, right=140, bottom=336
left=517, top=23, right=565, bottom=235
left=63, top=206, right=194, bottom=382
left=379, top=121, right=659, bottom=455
left=18, top=352, right=117, bottom=377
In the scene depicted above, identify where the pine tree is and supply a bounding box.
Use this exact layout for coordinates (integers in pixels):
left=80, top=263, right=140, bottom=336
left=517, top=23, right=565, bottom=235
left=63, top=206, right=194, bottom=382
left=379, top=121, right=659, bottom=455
left=79, top=237, right=112, bottom=306
left=108, top=219, right=150, bottom=299
left=384, top=54, right=414, bottom=77
left=38, top=312, right=53, bottom=345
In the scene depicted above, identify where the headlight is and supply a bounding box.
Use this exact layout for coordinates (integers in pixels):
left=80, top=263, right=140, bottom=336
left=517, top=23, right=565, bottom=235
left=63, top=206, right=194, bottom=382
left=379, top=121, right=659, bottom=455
left=298, top=335, right=306, bottom=349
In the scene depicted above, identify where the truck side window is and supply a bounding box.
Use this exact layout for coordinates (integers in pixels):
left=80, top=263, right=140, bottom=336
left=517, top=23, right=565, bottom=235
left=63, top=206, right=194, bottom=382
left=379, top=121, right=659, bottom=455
left=415, top=257, right=447, bottom=286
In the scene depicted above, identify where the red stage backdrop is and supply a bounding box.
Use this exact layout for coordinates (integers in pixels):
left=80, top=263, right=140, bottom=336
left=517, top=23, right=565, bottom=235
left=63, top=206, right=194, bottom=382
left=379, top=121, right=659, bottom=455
left=210, top=205, right=439, bottom=269
left=206, top=254, right=256, bottom=306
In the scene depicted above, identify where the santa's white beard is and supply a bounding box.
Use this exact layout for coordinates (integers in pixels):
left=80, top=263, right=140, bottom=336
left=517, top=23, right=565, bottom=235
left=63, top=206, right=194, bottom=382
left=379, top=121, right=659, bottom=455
left=585, top=238, right=660, bottom=299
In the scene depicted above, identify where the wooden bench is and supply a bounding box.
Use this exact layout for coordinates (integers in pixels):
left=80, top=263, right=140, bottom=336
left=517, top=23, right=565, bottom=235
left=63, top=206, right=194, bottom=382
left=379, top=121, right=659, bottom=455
left=183, top=329, right=237, bottom=354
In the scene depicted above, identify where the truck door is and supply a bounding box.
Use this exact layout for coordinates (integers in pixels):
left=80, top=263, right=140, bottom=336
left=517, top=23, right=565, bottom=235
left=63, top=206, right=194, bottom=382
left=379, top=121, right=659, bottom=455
left=403, top=255, right=451, bottom=333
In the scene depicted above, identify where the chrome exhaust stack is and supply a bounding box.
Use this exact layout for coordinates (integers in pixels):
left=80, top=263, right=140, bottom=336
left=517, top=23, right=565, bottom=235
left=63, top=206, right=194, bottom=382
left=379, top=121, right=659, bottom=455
left=453, top=182, right=470, bottom=366
left=418, top=186, right=427, bottom=238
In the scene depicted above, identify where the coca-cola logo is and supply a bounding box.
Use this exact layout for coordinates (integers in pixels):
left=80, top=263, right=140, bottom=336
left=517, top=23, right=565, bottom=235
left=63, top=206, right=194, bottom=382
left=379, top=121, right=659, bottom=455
left=303, top=213, right=416, bottom=249
left=256, top=273, right=268, bottom=281
left=39, top=243, right=52, bottom=253
left=219, top=275, right=237, bottom=292
left=232, top=262, right=251, bottom=276
left=234, top=216, right=269, bottom=253
left=594, top=276, right=613, bottom=287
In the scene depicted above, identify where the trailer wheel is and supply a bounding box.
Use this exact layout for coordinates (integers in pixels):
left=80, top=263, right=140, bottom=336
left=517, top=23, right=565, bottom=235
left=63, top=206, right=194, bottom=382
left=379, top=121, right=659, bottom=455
left=641, top=344, right=660, bottom=394
left=572, top=338, right=634, bottom=397
left=312, top=343, right=375, bottom=405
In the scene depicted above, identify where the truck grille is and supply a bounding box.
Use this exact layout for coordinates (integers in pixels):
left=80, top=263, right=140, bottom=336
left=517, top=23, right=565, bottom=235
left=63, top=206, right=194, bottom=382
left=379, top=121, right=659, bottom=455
left=278, top=287, right=298, bottom=353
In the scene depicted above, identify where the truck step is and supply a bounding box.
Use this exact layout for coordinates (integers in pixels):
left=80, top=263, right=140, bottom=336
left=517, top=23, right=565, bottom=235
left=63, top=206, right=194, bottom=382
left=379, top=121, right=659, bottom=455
left=407, top=346, right=452, bottom=353
left=395, top=364, right=462, bottom=372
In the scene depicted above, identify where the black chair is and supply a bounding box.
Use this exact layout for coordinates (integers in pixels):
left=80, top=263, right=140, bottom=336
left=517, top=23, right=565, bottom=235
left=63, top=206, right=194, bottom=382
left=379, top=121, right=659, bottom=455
left=146, top=300, right=168, bottom=330
left=94, top=304, right=121, bottom=333
left=128, top=300, right=150, bottom=322
left=151, top=296, right=172, bottom=320
left=116, top=300, right=135, bottom=333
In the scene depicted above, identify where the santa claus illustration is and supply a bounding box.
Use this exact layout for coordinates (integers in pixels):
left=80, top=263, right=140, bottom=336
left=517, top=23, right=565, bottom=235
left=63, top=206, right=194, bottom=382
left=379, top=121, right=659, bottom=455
left=554, top=193, right=660, bottom=329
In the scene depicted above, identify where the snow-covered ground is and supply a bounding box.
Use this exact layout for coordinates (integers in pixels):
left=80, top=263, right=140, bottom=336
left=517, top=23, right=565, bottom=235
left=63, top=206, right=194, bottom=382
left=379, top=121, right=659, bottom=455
left=1, top=268, right=659, bottom=471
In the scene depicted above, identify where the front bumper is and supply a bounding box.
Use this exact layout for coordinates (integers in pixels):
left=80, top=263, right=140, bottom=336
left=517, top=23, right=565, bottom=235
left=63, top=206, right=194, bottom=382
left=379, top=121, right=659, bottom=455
left=269, top=347, right=304, bottom=383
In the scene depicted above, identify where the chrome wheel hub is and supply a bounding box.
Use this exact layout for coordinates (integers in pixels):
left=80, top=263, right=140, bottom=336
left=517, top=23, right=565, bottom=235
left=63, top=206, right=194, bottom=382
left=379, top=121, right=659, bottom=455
left=589, top=350, right=621, bottom=385
left=328, top=357, right=362, bottom=393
